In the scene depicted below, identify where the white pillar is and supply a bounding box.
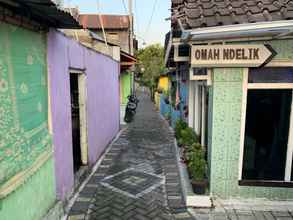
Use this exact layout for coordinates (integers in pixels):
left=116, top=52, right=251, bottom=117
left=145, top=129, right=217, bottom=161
left=194, top=83, right=202, bottom=136
left=285, top=90, right=293, bottom=181
left=188, top=79, right=195, bottom=129
left=201, top=86, right=206, bottom=147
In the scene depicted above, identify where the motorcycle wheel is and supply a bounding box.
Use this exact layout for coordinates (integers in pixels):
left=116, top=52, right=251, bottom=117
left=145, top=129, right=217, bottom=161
left=124, top=111, right=133, bottom=123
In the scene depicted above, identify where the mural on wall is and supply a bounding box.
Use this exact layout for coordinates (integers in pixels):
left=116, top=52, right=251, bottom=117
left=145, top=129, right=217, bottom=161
left=0, top=24, right=51, bottom=193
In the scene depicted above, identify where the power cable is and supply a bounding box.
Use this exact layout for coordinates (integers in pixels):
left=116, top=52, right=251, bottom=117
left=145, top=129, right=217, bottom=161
left=144, top=0, right=158, bottom=37
left=67, top=0, right=79, bottom=41
left=121, top=0, right=128, bottom=14
left=134, top=0, right=140, bottom=35
left=96, top=0, right=109, bottom=50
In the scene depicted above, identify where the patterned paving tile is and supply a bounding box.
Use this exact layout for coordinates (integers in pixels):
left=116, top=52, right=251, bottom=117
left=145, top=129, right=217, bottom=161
left=101, top=168, right=164, bottom=199
left=68, top=94, right=191, bottom=220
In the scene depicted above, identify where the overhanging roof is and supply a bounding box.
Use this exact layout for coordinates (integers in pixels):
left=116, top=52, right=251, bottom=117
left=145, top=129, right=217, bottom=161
left=121, top=50, right=136, bottom=71
left=182, top=20, right=293, bottom=41
left=0, top=0, right=81, bottom=28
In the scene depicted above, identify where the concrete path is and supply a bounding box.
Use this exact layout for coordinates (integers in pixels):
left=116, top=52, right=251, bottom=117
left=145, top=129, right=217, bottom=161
left=67, top=93, right=193, bottom=220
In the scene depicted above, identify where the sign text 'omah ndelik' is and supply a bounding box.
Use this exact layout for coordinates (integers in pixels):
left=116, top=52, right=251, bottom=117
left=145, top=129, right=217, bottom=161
left=191, top=45, right=276, bottom=67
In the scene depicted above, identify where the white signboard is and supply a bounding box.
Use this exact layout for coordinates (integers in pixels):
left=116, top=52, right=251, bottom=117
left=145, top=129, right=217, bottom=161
left=191, top=45, right=276, bottom=67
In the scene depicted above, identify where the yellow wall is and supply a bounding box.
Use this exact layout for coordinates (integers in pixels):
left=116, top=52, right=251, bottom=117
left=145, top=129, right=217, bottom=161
left=158, top=76, right=169, bottom=91
left=155, top=76, right=169, bottom=110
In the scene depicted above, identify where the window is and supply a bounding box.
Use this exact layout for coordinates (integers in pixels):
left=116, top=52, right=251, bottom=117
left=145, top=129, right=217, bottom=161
left=240, top=67, right=293, bottom=185
left=190, top=67, right=211, bottom=83
left=243, top=90, right=291, bottom=180
left=249, top=68, right=293, bottom=83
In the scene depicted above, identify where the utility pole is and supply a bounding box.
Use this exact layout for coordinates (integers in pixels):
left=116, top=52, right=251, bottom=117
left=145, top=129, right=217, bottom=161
left=128, top=0, right=135, bottom=93
left=128, top=0, right=134, bottom=55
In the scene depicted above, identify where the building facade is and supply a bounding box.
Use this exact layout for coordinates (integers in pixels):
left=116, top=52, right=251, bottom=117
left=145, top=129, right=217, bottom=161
left=78, top=14, right=137, bottom=124
left=166, top=0, right=293, bottom=201
left=0, top=21, right=56, bottom=220
left=79, top=14, right=134, bottom=54
left=0, top=1, right=80, bottom=219
left=48, top=30, right=120, bottom=202
left=155, top=75, right=170, bottom=111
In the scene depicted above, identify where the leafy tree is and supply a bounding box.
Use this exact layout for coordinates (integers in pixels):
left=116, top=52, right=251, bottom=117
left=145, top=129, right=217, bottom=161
left=135, top=44, right=166, bottom=99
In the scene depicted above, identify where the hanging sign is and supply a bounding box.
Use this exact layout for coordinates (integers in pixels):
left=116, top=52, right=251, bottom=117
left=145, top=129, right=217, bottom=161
left=191, top=44, right=276, bottom=67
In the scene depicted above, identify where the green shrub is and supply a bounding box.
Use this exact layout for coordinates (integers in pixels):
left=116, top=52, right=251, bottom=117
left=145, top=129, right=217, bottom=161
left=186, top=143, right=206, bottom=181
left=175, top=119, right=188, bottom=139
left=178, top=127, right=198, bottom=146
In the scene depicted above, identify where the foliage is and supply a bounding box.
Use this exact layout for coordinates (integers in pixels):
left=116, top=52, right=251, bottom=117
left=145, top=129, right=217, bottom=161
left=178, top=127, right=198, bottom=146
left=186, top=143, right=206, bottom=181
left=175, top=119, right=188, bottom=139
left=170, top=81, right=177, bottom=108
left=135, top=44, right=166, bottom=96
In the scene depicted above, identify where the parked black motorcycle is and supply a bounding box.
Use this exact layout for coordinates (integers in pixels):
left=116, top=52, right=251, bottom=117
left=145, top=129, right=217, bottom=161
left=124, top=94, right=139, bottom=123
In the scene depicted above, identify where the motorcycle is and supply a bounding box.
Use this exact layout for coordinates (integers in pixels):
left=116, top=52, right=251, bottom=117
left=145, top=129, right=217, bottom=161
left=124, top=94, right=139, bottom=123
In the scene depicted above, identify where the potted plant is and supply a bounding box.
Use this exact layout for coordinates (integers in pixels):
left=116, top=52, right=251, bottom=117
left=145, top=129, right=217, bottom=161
left=178, top=127, right=198, bottom=147
left=186, top=143, right=208, bottom=195
left=175, top=119, right=188, bottom=139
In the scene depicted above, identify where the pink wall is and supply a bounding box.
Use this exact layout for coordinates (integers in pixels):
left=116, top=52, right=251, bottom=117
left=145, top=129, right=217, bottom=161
left=47, top=30, right=120, bottom=201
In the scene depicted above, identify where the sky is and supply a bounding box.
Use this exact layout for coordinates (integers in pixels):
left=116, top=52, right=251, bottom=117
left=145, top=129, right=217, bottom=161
left=64, top=0, right=171, bottom=47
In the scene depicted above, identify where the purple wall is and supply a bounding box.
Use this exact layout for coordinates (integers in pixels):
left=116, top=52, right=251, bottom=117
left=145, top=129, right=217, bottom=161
left=47, top=30, right=120, bottom=201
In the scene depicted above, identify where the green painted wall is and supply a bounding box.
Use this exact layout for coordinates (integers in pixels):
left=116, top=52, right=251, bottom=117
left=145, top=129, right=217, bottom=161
left=0, top=23, right=56, bottom=219
left=209, top=39, right=293, bottom=200
left=0, top=158, right=56, bottom=220
left=120, top=72, right=132, bottom=104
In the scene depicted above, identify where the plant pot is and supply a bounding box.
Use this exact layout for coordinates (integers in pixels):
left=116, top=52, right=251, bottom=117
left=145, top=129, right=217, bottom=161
left=191, top=179, right=208, bottom=195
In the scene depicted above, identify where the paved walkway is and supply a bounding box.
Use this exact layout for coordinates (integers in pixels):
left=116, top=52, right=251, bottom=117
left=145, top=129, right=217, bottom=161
left=68, top=93, right=193, bottom=220
left=67, top=93, right=293, bottom=220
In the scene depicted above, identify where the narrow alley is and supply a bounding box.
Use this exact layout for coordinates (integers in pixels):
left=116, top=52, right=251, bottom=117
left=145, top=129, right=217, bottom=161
left=2, top=1, right=293, bottom=220
left=68, top=92, right=193, bottom=220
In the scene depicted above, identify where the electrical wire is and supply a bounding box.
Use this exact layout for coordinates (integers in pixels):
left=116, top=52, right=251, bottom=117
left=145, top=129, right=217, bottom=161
left=144, top=0, right=158, bottom=37
left=67, top=0, right=79, bottom=41
left=96, top=0, right=109, bottom=50
left=134, top=0, right=140, bottom=34
left=121, top=0, right=128, bottom=14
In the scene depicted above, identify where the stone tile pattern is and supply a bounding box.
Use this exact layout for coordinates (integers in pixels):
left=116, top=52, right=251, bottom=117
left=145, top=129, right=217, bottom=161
left=210, top=68, right=293, bottom=200
left=68, top=93, right=193, bottom=220
left=171, top=0, right=293, bottom=29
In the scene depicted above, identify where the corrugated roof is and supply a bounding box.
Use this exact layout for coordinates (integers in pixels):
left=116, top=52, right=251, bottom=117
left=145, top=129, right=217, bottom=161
left=79, top=14, right=130, bottom=29
left=172, top=0, right=293, bottom=29
left=0, top=0, right=80, bottom=28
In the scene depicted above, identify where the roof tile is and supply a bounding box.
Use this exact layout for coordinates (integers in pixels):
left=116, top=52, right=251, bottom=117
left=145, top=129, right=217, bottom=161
left=172, top=0, right=293, bottom=29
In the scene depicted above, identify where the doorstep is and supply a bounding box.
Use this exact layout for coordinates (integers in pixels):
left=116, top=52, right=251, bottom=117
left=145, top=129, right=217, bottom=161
left=215, top=198, right=293, bottom=212
left=174, top=139, right=213, bottom=208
